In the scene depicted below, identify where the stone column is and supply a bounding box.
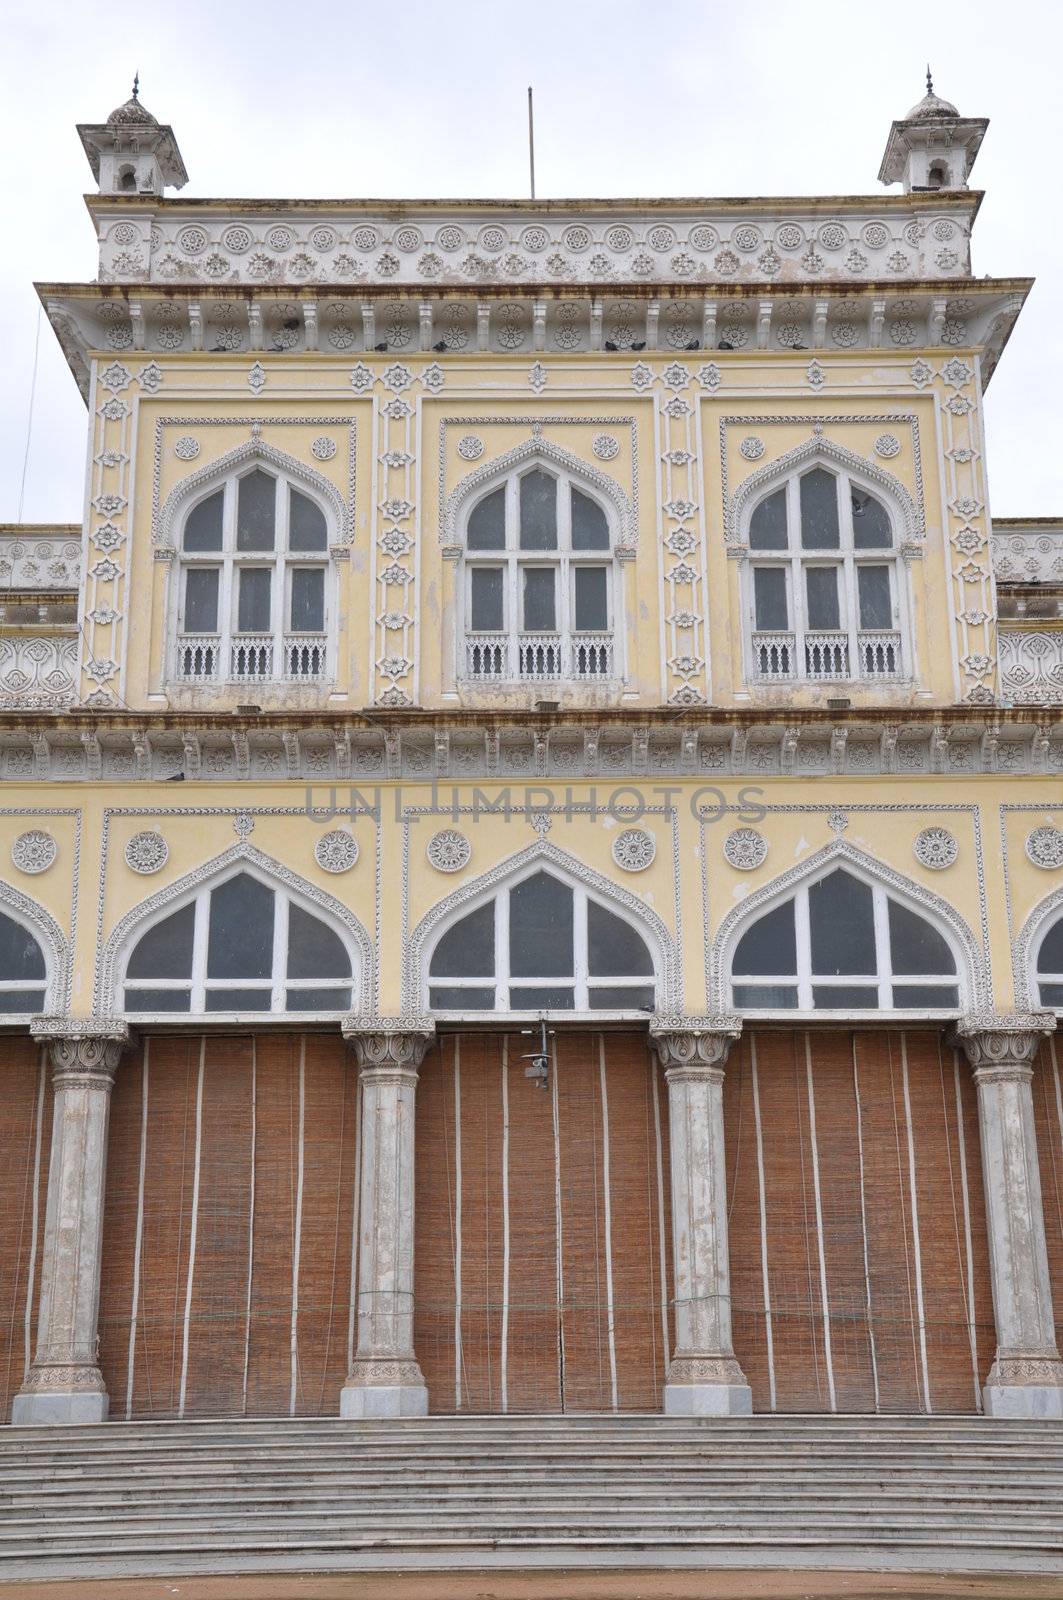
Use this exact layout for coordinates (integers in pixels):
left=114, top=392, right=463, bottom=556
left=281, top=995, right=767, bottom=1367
left=952, top=1012, right=1063, bottom=1419
left=13, top=1020, right=130, bottom=1425
left=649, top=1014, right=752, bottom=1416
left=340, top=1019, right=434, bottom=1419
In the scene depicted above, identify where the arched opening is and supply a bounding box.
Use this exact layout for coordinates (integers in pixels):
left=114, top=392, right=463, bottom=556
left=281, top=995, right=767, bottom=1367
left=927, top=161, right=949, bottom=190
left=0, top=906, right=48, bottom=1014
left=118, top=164, right=137, bottom=193
left=1032, top=908, right=1063, bottom=1010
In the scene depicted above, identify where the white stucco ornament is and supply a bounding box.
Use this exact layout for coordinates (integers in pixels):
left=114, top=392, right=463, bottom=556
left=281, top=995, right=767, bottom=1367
left=913, top=826, right=958, bottom=870
left=124, top=831, right=169, bottom=874
left=612, top=828, right=656, bottom=872
left=11, top=830, right=57, bottom=875
left=427, top=829, right=471, bottom=872
left=314, top=830, right=359, bottom=873
left=723, top=829, right=768, bottom=871
left=1026, top=826, right=1063, bottom=870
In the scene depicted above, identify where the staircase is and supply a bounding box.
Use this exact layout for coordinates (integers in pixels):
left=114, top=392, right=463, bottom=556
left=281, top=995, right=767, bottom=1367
left=2, top=1415, right=1063, bottom=1581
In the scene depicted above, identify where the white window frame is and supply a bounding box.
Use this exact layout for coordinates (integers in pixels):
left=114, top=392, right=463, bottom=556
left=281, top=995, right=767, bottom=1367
left=174, top=467, right=334, bottom=686
left=742, top=466, right=911, bottom=686
left=728, top=866, right=964, bottom=1018
left=1033, top=913, right=1063, bottom=1011
left=425, top=869, right=658, bottom=1017
left=121, top=870, right=357, bottom=1020
left=459, top=465, right=622, bottom=685
left=0, top=906, right=50, bottom=1016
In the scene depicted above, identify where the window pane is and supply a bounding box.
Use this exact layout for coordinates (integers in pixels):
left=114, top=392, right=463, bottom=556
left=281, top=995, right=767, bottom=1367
left=522, top=568, right=556, bottom=631
left=290, top=568, right=324, bottom=632
left=286, top=986, right=351, bottom=1011
left=805, top=567, right=840, bottom=630
left=0, top=989, right=45, bottom=1014
left=892, top=984, right=959, bottom=1009
left=127, top=903, right=195, bottom=980
left=732, top=900, right=796, bottom=976
left=753, top=568, right=788, bottom=630
left=519, top=470, right=557, bottom=550
left=430, top=985, right=496, bottom=1010
left=1037, top=916, right=1063, bottom=973
left=205, top=987, right=272, bottom=1011
left=809, top=870, right=876, bottom=975
left=509, top=872, right=573, bottom=977
left=571, top=488, right=610, bottom=550
left=289, top=488, right=327, bottom=551
left=509, top=985, right=574, bottom=1009
left=813, top=984, right=879, bottom=1009
left=588, top=984, right=655, bottom=1010
left=184, top=491, right=224, bottom=552
left=887, top=899, right=956, bottom=975
left=470, top=568, right=504, bottom=631
left=800, top=469, right=840, bottom=549
left=851, top=488, right=892, bottom=549
left=733, top=983, right=798, bottom=1008
left=0, top=911, right=45, bottom=982
left=749, top=489, right=788, bottom=550
left=430, top=902, right=495, bottom=978
left=587, top=900, right=653, bottom=977
left=468, top=487, right=506, bottom=550
left=858, top=566, right=892, bottom=629
left=184, top=568, right=219, bottom=633
left=287, top=903, right=351, bottom=979
left=124, top=987, right=191, bottom=1013
left=574, top=568, right=608, bottom=631
left=237, top=470, right=276, bottom=551
left=1039, top=982, right=1063, bottom=1007
left=238, top=568, right=272, bottom=632
left=207, top=874, right=274, bottom=979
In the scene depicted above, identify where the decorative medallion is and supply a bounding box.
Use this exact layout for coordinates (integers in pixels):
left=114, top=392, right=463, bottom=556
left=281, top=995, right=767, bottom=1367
left=828, top=809, right=849, bottom=836
left=1026, top=826, right=1063, bottom=870
left=311, top=435, right=337, bottom=461
left=739, top=435, right=765, bottom=461
left=314, top=831, right=359, bottom=873
left=457, top=434, right=484, bottom=461
left=233, top=814, right=255, bottom=839
left=913, top=827, right=958, bottom=871
left=528, top=361, right=548, bottom=394
left=124, top=831, right=169, bottom=875
left=723, top=828, right=768, bottom=871
left=592, top=433, right=619, bottom=461
left=874, top=433, right=901, bottom=459
left=174, top=436, right=200, bottom=461
left=612, top=828, right=656, bottom=872
left=427, top=829, right=471, bottom=873
left=11, top=830, right=57, bottom=875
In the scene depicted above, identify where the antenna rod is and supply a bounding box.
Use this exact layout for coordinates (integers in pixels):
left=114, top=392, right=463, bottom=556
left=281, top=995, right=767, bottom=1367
left=527, top=86, right=536, bottom=200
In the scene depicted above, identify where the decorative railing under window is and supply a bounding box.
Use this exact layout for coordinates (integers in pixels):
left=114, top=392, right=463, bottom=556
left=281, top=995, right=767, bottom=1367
left=752, top=630, right=902, bottom=683
left=177, top=633, right=327, bottom=684
left=465, top=632, right=614, bottom=682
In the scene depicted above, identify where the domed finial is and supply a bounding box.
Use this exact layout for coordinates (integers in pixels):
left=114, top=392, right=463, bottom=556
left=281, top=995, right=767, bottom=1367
left=132, top=71, right=140, bottom=101
left=926, top=64, right=933, bottom=96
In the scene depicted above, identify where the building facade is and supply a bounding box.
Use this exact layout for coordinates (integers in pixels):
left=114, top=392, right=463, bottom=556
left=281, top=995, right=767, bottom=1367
left=2, top=81, right=1063, bottom=1429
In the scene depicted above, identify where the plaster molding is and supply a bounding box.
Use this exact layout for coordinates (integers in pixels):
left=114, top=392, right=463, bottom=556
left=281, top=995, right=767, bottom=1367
left=441, top=434, right=636, bottom=552
left=726, top=432, right=921, bottom=544
left=156, top=435, right=349, bottom=548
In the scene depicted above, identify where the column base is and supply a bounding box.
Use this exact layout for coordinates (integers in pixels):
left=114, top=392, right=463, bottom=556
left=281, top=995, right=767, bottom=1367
left=984, top=1384, right=1063, bottom=1419
left=664, top=1381, right=753, bottom=1416
left=12, top=1390, right=109, bottom=1426
left=340, top=1383, right=428, bottom=1419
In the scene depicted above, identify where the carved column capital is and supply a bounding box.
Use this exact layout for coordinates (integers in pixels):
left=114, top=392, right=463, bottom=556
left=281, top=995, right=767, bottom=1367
left=30, top=1017, right=132, bottom=1088
left=649, top=1013, right=742, bottom=1077
left=949, top=1011, right=1055, bottom=1078
left=342, top=1016, right=435, bottom=1077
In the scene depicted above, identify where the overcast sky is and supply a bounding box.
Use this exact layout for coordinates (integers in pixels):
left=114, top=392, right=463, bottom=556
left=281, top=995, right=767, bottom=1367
left=0, top=0, right=1058, bottom=524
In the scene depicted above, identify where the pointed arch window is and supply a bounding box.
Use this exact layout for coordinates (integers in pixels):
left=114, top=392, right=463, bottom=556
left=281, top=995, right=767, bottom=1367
left=1034, top=911, right=1063, bottom=1010
left=461, top=465, right=618, bottom=683
left=728, top=867, right=959, bottom=1013
left=0, top=910, right=47, bottom=1014
left=122, top=870, right=353, bottom=1016
left=743, top=465, right=908, bottom=683
left=176, top=466, right=332, bottom=685
left=427, top=869, right=655, bottom=1012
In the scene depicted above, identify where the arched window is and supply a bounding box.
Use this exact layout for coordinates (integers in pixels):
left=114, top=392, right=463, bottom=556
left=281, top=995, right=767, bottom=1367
left=1034, top=912, right=1063, bottom=1010
left=427, top=869, right=655, bottom=1013
left=743, top=465, right=906, bottom=684
left=176, top=466, right=332, bottom=685
left=728, top=867, right=959, bottom=1013
left=122, top=870, right=354, bottom=1016
left=461, top=465, right=617, bottom=683
left=0, top=910, right=47, bottom=1014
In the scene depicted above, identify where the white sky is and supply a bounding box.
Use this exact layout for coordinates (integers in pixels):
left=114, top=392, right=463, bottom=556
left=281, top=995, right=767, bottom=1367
left=0, top=0, right=1058, bottom=524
